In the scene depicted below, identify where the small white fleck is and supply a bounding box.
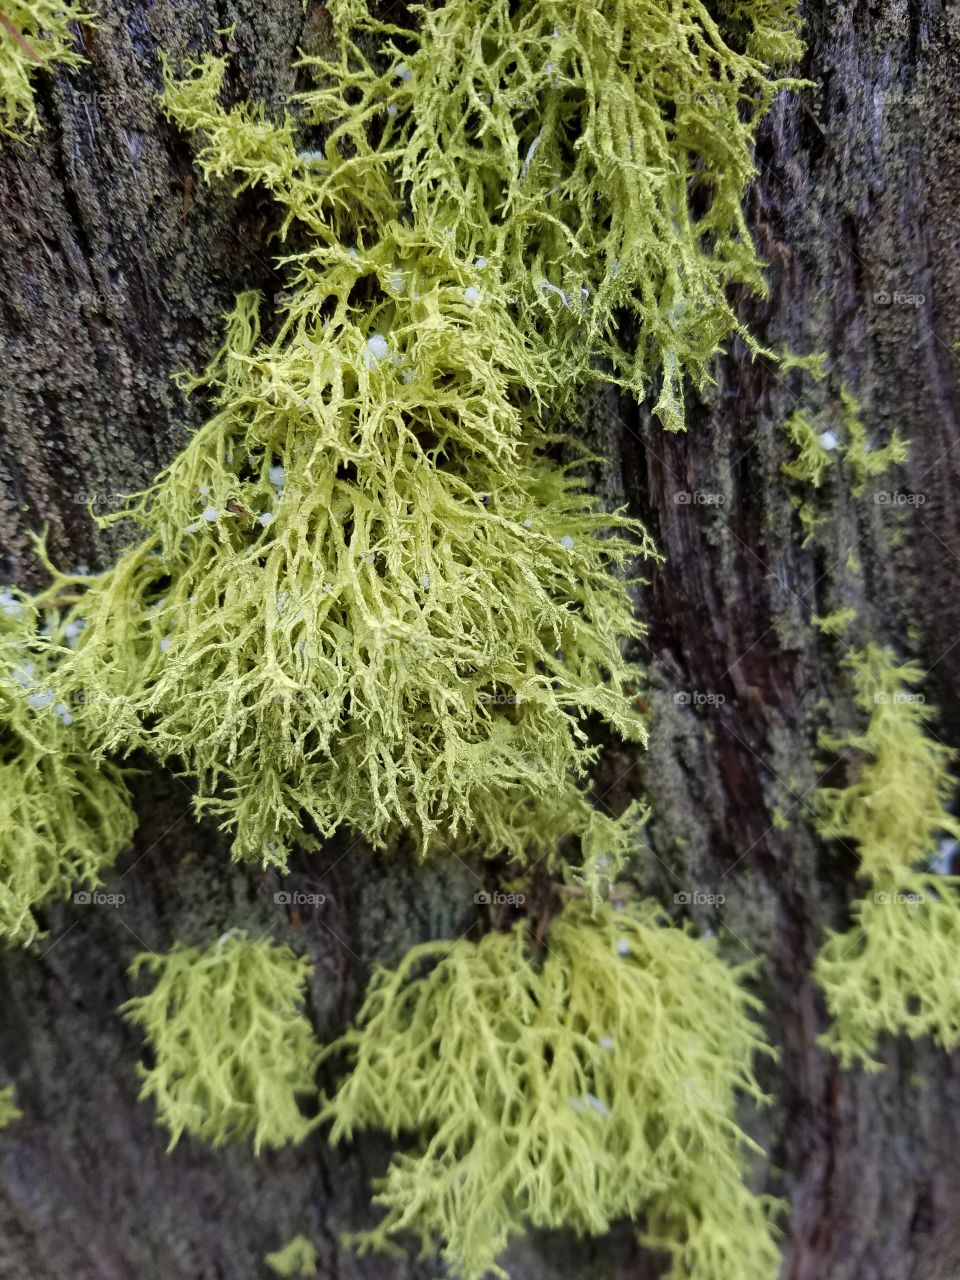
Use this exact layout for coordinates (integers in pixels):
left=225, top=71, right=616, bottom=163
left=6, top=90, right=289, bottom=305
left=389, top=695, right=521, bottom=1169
left=475, top=256, right=488, bottom=268
left=268, top=464, right=286, bottom=489
left=540, top=280, right=569, bottom=308
left=599, top=1036, right=615, bottom=1051
left=54, top=702, right=73, bottom=726
left=545, top=61, right=553, bottom=73
left=64, top=619, right=85, bottom=643
left=387, top=102, right=398, bottom=118
left=585, top=1093, right=609, bottom=1118
left=26, top=688, right=55, bottom=712
left=521, top=128, right=544, bottom=179
left=159, top=636, right=170, bottom=653
left=225, top=449, right=233, bottom=463
left=258, top=512, right=274, bottom=527
left=298, top=149, right=325, bottom=165
left=198, top=484, right=209, bottom=497
left=11, top=663, right=34, bottom=687
left=616, top=937, right=630, bottom=956
left=464, top=285, right=480, bottom=303
left=552, top=25, right=560, bottom=37
left=389, top=271, right=405, bottom=294
left=365, top=552, right=376, bottom=564
left=201, top=507, right=219, bottom=523
left=560, top=534, right=574, bottom=549
left=609, top=258, right=620, bottom=279
left=184, top=522, right=201, bottom=533
left=402, top=369, right=415, bottom=384
left=819, top=430, right=839, bottom=451
left=420, top=573, right=431, bottom=590
left=365, top=334, right=390, bottom=368
left=0, top=591, right=21, bottom=618
left=73, top=564, right=90, bottom=577
left=523, top=518, right=533, bottom=528
left=395, top=62, right=412, bottom=81
left=324, top=582, right=334, bottom=591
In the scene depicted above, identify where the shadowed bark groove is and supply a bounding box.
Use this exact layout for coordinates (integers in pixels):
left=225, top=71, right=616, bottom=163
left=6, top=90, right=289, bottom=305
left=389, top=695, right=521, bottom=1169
left=1, top=2, right=960, bottom=1278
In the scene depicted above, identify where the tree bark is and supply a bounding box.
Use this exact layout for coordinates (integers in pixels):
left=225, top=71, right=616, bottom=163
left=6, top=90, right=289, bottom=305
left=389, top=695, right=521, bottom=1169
left=2, top=2, right=960, bottom=1278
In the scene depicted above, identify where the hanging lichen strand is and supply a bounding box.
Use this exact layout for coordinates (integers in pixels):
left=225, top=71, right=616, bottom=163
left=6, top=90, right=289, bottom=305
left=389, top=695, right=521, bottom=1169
left=0, top=1, right=93, bottom=137
left=814, top=646, right=960, bottom=1067
left=122, top=932, right=322, bottom=1153
left=319, top=900, right=781, bottom=1280
left=296, top=0, right=804, bottom=427
left=0, top=589, right=136, bottom=945
left=53, top=236, right=655, bottom=870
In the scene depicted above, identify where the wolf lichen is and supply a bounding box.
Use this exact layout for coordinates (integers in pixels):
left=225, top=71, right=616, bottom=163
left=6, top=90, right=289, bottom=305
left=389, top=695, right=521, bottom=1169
left=122, top=932, right=321, bottom=1152
left=0, top=588, right=136, bottom=946
left=297, top=0, right=804, bottom=426
left=266, top=1235, right=319, bottom=1278
left=320, top=900, right=779, bottom=1280
left=54, top=257, right=655, bottom=869
left=814, top=646, right=960, bottom=1065
left=0, top=1084, right=21, bottom=1128
left=0, top=1, right=92, bottom=137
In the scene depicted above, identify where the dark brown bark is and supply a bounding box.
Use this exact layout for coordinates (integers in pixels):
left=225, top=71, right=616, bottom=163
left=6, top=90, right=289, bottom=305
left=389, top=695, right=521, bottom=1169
left=2, top=2, right=960, bottom=1278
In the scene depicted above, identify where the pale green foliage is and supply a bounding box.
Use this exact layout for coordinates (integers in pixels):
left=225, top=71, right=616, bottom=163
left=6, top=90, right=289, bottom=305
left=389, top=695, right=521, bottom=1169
left=840, top=388, right=909, bottom=493
left=814, top=646, right=960, bottom=1065
left=780, top=409, right=835, bottom=487
left=298, top=0, right=804, bottom=427
left=0, top=588, right=136, bottom=946
left=0, top=1085, right=21, bottom=1128
left=122, top=932, right=321, bottom=1153
left=54, top=260, right=655, bottom=869
left=266, top=1234, right=319, bottom=1277
left=320, top=901, right=779, bottom=1280
left=0, top=1, right=92, bottom=136
left=810, top=608, right=856, bottom=636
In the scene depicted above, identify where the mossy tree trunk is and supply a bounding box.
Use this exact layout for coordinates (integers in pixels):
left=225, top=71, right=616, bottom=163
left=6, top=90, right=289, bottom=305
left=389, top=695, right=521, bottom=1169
left=2, top=2, right=960, bottom=1278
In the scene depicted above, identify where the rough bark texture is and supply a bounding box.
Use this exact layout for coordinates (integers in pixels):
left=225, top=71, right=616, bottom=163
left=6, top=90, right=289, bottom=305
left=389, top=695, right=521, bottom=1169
left=1, top=2, right=960, bottom=1278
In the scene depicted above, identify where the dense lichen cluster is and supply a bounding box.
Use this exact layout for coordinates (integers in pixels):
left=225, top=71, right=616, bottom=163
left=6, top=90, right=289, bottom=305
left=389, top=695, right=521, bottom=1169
left=814, top=646, right=960, bottom=1066
left=0, top=588, right=136, bottom=945
left=123, top=932, right=321, bottom=1152
left=320, top=900, right=780, bottom=1280
left=0, top=0, right=92, bottom=136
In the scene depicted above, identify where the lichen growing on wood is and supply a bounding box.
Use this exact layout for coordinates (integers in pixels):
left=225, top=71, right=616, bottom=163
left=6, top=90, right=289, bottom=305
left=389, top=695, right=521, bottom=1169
left=814, top=646, right=960, bottom=1066
left=319, top=900, right=780, bottom=1280
left=0, top=1, right=93, bottom=136
left=0, top=587, right=136, bottom=946
left=122, top=931, right=321, bottom=1152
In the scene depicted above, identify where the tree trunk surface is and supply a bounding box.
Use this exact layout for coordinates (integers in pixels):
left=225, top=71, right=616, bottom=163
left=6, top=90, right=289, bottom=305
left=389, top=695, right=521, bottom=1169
left=2, top=2, right=960, bottom=1278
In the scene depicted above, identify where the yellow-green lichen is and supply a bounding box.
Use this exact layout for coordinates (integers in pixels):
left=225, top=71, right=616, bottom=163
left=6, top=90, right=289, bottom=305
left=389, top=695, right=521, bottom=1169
left=0, top=587, right=136, bottom=946
left=320, top=900, right=779, bottom=1280
left=814, top=646, right=960, bottom=1065
left=296, top=0, right=804, bottom=427
left=52, top=258, right=656, bottom=871
left=122, top=931, right=321, bottom=1152
left=266, top=1234, right=319, bottom=1277
left=0, top=1084, right=21, bottom=1128
left=0, top=1, right=93, bottom=136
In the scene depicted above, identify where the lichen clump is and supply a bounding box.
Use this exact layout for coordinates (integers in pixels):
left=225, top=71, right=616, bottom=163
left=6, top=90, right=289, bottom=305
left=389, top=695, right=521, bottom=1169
left=0, top=1, right=92, bottom=136
left=0, top=588, right=135, bottom=945
left=814, top=646, right=960, bottom=1065
left=122, top=932, right=321, bottom=1152
left=54, top=239, right=655, bottom=870
left=320, top=900, right=780, bottom=1280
